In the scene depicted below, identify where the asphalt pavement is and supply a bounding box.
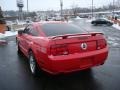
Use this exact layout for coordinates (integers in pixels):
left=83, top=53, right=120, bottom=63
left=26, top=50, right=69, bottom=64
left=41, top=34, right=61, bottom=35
left=0, top=19, right=120, bottom=90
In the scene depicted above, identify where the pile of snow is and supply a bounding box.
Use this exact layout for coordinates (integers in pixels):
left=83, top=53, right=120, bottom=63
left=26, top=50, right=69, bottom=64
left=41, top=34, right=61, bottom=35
left=0, top=31, right=17, bottom=39
left=86, top=19, right=93, bottom=23
left=17, top=21, right=26, bottom=25
left=68, top=20, right=73, bottom=23
left=113, top=24, right=120, bottom=30
left=4, top=31, right=17, bottom=37
left=75, top=16, right=82, bottom=20
left=86, top=17, right=96, bottom=23
left=15, top=27, right=25, bottom=31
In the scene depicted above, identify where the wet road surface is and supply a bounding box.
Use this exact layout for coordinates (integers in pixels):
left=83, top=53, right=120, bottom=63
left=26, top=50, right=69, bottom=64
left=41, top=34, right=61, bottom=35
left=0, top=19, right=120, bottom=90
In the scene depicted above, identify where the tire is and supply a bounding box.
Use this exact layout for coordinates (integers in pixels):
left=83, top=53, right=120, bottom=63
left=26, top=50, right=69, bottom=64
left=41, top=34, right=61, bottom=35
left=18, top=44, right=22, bottom=54
left=93, top=23, right=97, bottom=26
left=107, top=23, right=113, bottom=26
left=17, top=40, right=22, bottom=54
left=29, top=51, right=39, bottom=76
left=85, top=68, right=91, bottom=71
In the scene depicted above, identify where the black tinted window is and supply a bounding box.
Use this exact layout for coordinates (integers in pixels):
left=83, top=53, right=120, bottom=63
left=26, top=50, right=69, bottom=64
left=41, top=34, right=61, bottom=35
left=41, top=23, right=86, bottom=36
left=29, top=29, right=39, bottom=36
left=24, top=25, right=30, bottom=34
left=24, top=25, right=39, bottom=36
left=97, top=19, right=105, bottom=21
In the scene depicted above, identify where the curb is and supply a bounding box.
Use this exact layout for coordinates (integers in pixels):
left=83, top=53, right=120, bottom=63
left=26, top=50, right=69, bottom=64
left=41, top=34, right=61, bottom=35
left=0, top=40, right=8, bottom=45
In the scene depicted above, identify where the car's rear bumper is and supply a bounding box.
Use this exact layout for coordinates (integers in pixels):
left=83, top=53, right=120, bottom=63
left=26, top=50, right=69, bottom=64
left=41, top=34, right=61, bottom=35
left=43, top=47, right=108, bottom=74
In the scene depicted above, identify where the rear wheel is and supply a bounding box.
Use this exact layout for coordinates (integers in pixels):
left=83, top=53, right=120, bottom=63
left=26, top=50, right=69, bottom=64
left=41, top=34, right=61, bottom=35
left=29, top=51, right=39, bottom=76
left=18, top=44, right=22, bottom=54
left=16, top=39, right=22, bottom=54
left=107, top=23, right=112, bottom=26
left=93, top=23, right=97, bottom=26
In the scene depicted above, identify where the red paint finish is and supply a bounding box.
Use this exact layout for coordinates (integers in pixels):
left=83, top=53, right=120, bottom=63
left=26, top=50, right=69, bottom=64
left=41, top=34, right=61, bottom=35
left=17, top=22, right=109, bottom=74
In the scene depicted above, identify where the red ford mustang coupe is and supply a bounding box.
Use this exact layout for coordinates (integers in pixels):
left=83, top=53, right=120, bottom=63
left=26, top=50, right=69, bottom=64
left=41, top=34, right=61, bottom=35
left=16, top=22, right=108, bottom=75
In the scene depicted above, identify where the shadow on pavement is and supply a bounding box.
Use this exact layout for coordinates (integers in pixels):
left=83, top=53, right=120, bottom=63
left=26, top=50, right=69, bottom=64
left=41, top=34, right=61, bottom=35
left=17, top=53, right=102, bottom=90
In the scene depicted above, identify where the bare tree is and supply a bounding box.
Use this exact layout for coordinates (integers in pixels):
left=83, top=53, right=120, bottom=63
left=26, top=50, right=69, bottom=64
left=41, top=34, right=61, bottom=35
left=71, top=3, right=79, bottom=16
left=0, top=6, right=6, bottom=24
left=116, top=0, right=120, bottom=9
left=0, top=6, right=4, bottom=18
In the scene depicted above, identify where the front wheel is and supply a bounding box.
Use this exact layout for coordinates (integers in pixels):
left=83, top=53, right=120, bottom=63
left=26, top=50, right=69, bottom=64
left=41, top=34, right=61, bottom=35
left=29, top=51, right=39, bottom=76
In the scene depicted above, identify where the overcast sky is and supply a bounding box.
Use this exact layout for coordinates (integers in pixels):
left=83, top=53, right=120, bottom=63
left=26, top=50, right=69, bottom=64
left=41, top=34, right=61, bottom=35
left=0, top=0, right=113, bottom=11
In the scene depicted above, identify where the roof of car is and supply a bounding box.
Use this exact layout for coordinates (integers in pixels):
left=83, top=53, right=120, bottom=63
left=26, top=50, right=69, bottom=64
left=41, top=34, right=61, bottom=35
left=33, top=21, right=66, bottom=26
left=95, top=18, right=107, bottom=20
left=31, top=21, right=67, bottom=29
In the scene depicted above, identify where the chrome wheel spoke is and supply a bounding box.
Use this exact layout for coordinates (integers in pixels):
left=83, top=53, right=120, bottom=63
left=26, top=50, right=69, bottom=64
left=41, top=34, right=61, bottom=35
left=30, top=55, right=35, bottom=73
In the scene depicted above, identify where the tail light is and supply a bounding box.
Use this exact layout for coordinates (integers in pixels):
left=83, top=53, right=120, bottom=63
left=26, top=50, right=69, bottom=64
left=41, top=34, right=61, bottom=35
left=50, top=44, right=69, bottom=56
left=97, top=39, right=107, bottom=50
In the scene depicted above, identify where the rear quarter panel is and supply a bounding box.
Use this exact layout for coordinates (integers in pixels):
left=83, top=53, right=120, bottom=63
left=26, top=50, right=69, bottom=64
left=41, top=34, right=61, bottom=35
left=31, top=37, right=52, bottom=69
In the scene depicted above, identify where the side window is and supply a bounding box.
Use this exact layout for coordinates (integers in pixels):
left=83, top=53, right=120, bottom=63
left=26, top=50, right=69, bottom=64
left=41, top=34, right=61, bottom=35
left=24, top=25, right=39, bottom=36
left=28, top=26, right=39, bottom=36
left=24, top=26, right=30, bottom=34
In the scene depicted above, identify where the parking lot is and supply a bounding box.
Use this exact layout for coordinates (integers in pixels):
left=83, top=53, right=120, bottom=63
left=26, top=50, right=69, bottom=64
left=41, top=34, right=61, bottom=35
left=0, top=19, right=120, bottom=90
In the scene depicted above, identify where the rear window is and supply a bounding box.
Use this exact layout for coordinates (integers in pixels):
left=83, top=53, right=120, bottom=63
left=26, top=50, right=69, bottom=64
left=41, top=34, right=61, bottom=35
left=97, top=19, right=106, bottom=21
left=41, top=23, right=86, bottom=36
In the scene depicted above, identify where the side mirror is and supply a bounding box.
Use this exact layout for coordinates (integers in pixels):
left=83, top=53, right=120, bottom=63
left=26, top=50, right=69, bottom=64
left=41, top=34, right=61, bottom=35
left=18, top=30, right=24, bottom=35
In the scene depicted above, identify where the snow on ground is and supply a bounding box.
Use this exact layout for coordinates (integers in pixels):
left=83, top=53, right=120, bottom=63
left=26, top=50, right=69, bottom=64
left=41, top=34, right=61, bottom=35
left=68, top=20, right=73, bottom=23
left=112, top=24, right=120, bottom=30
left=0, top=31, right=17, bottom=39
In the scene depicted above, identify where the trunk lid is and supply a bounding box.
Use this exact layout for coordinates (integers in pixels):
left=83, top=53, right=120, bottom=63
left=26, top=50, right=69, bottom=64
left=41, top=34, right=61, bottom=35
left=49, top=33, right=106, bottom=55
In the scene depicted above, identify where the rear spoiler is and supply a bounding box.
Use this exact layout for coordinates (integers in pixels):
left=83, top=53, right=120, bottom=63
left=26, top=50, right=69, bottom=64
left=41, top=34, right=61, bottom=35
left=49, top=32, right=104, bottom=40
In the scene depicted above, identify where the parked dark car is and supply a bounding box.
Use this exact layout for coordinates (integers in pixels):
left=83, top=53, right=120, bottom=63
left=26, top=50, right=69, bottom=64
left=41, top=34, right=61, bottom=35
left=91, top=19, right=113, bottom=26
left=80, top=15, right=88, bottom=18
